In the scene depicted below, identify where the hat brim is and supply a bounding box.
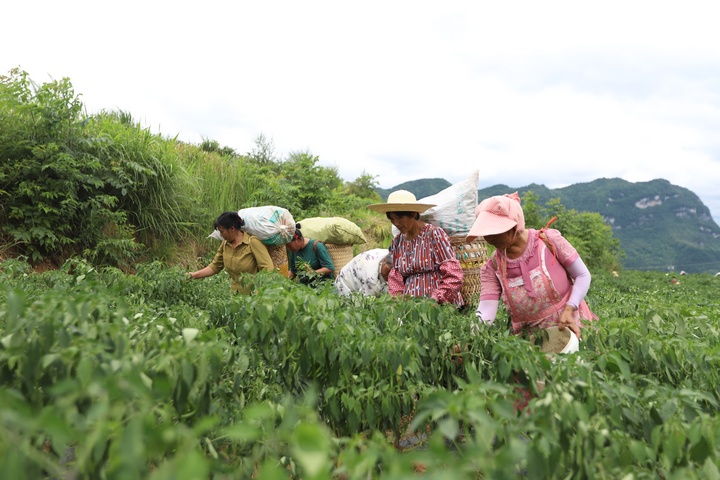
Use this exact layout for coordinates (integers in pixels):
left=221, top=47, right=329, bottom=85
left=367, top=203, right=436, bottom=214
left=465, top=211, right=517, bottom=242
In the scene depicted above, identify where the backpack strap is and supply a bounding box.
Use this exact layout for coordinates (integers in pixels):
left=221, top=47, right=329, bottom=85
left=311, top=240, right=334, bottom=276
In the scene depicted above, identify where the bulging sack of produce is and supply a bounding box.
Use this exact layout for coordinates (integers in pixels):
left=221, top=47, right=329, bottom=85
left=297, top=217, right=367, bottom=245
left=391, top=170, right=479, bottom=237
left=207, top=206, right=296, bottom=246
left=239, top=206, right=296, bottom=246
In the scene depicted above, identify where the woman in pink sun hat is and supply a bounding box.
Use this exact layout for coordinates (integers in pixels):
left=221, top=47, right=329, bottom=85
left=368, top=190, right=464, bottom=307
left=467, top=192, right=597, bottom=340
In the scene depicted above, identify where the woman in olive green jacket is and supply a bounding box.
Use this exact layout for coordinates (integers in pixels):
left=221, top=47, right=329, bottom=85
left=187, top=211, right=274, bottom=294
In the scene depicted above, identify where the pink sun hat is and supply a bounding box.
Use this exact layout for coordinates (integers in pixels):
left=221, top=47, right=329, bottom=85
left=466, top=192, right=525, bottom=242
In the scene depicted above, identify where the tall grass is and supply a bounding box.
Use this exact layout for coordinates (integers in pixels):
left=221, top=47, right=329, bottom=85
left=89, top=112, right=201, bottom=245
left=178, top=144, right=260, bottom=220
left=176, top=143, right=326, bottom=225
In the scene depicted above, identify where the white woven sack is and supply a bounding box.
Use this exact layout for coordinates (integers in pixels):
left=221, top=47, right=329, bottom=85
left=392, top=170, right=479, bottom=237
left=207, top=206, right=296, bottom=246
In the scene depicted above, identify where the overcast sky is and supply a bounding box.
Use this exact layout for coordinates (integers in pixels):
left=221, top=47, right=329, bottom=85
left=4, top=1, right=720, bottom=222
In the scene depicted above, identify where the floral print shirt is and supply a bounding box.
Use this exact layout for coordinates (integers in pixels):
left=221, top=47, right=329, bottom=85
left=334, top=248, right=389, bottom=297
left=388, top=224, right=464, bottom=306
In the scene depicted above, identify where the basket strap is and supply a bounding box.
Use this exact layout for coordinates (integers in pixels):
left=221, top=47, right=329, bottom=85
left=538, top=217, right=558, bottom=264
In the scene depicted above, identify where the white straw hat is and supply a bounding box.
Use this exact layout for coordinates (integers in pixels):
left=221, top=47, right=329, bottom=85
left=367, top=190, right=436, bottom=214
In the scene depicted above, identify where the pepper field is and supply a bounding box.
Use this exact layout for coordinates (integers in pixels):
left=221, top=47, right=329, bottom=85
left=1, top=257, right=719, bottom=479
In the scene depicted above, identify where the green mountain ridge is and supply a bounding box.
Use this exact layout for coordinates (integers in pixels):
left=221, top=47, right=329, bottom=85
left=377, top=177, right=720, bottom=274
left=376, top=178, right=451, bottom=200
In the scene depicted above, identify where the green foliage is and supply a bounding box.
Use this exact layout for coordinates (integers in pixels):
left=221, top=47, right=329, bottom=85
left=279, top=150, right=343, bottom=217
left=178, top=136, right=369, bottom=240
left=517, top=190, right=544, bottom=228
left=292, top=257, right=325, bottom=286
left=85, top=111, right=200, bottom=246
left=4, top=66, right=720, bottom=478
left=199, top=136, right=237, bottom=157
left=2, top=259, right=720, bottom=477
left=178, top=143, right=258, bottom=226
left=0, top=70, right=200, bottom=267
left=541, top=197, right=623, bottom=271
left=344, top=171, right=381, bottom=199
left=246, top=132, right=279, bottom=165
left=0, top=69, right=121, bottom=263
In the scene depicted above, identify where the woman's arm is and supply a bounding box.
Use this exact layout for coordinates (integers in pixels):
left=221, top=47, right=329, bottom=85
left=313, top=241, right=336, bottom=276
left=188, top=242, right=224, bottom=279
left=387, top=268, right=405, bottom=297
left=188, top=266, right=217, bottom=279
left=431, top=259, right=464, bottom=304
left=565, top=257, right=591, bottom=309
left=472, top=257, right=502, bottom=331
left=428, top=227, right=464, bottom=304
left=553, top=256, right=591, bottom=339
left=286, top=247, right=298, bottom=279
left=475, top=299, right=499, bottom=325
left=249, top=236, right=274, bottom=271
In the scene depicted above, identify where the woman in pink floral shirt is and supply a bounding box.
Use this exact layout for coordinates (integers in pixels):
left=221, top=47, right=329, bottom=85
left=368, top=190, right=464, bottom=307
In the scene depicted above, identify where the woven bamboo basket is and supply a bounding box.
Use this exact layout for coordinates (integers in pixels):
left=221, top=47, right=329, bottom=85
left=267, top=244, right=290, bottom=278
left=325, top=243, right=354, bottom=274
left=450, top=236, right=490, bottom=308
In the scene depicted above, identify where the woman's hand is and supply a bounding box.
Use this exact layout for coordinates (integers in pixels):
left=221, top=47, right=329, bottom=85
left=559, top=305, right=581, bottom=339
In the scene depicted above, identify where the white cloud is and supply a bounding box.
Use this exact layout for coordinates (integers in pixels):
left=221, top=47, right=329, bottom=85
left=4, top=0, right=720, bottom=221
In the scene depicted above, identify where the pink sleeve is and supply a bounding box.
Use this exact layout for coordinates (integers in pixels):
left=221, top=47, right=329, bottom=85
left=565, top=257, right=592, bottom=309
left=431, top=258, right=464, bottom=304
left=479, top=256, right=502, bottom=301
left=426, top=226, right=464, bottom=304
left=543, top=229, right=579, bottom=267
left=387, top=267, right=405, bottom=297
left=475, top=299, right=499, bottom=326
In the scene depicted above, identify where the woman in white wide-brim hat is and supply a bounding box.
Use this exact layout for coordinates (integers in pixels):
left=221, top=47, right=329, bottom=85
left=467, top=192, right=597, bottom=341
left=367, top=190, right=464, bottom=307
